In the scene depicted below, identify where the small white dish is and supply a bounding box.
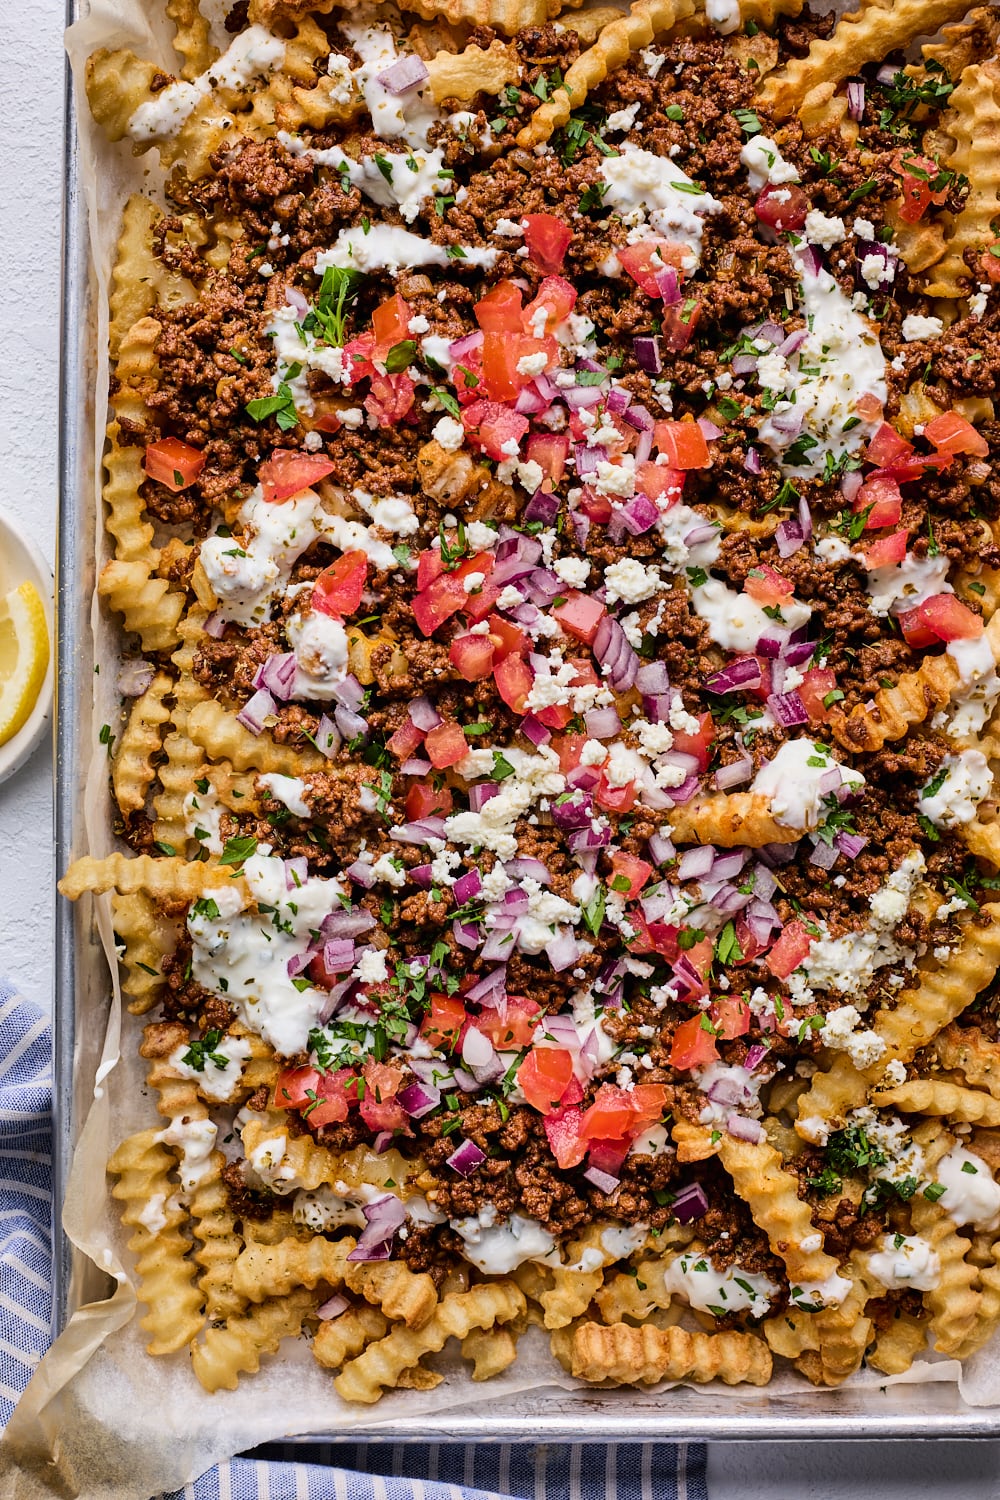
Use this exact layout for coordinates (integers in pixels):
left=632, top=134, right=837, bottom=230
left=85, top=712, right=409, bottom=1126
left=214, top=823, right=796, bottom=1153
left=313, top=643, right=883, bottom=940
left=0, top=510, right=54, bottom=786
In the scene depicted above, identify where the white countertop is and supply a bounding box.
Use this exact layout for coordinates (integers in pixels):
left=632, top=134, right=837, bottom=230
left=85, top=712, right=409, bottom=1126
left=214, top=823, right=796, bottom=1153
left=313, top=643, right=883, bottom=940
left=1, top=1, right=998, bottom=1490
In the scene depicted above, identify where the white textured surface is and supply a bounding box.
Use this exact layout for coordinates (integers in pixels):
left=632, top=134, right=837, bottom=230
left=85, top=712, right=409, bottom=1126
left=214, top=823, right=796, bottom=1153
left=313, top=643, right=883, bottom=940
left=1, top=4, right=999, bottom=1492
left=0, top=0, right=63, bottom=1004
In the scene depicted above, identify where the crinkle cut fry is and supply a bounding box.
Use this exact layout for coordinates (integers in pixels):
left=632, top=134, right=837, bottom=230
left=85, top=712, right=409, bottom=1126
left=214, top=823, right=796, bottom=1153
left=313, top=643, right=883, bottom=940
left=425, top=42, right=522, bottom=104
left=109, top=1129, right=204, bottom=1356
left=187, top=697, right=325, bottom=776
left=756, top=0, right=975, bottom=119
left=872, top=1078, right=1000, bottom=1126
left=935, top=1024, right=1000, bottom=1100
left=516, top=0, right=697, bottom=148
left=166, top=0, right=217, bottom=80
left=313, top=1304, right=389, bottom=1371
left=334, top=1282, right=526, bottom=1403
left=925, top=60, right=1000, bottom=299
left=109, top=196, right=193, bottom=359
left=113, top=670, right=173, bottom=817
left=564, top=1320, right=772, bottom=1386
left=153, top=609, right=212, bottom=850
left=399, top=0, right=585, bottom=38
left=794, top=1254, right=875, bottom=1387
left=59, top=852, right=247, bottom=904
left=111, top=890, right=179, bottom=1015
left=232, top=1234, right=439, bottom=1328
left=911, top=1123, right=981, bottom=1355
left=191, top=1288, right=316, bottom=1393
left=668, top=793, right=800, bottom=848
left=796, top=904, right=1000, bottom=1137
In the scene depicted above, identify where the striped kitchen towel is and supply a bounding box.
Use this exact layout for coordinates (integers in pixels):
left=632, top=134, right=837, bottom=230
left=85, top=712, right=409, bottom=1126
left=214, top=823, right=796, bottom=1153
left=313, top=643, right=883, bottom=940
left=0, top=978, right=707, bottom=1500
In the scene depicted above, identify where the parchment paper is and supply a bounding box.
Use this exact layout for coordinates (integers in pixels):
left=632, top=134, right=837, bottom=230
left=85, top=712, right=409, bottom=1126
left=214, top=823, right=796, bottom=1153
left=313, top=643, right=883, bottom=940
left=2, top=2, right=1000, bottom=1493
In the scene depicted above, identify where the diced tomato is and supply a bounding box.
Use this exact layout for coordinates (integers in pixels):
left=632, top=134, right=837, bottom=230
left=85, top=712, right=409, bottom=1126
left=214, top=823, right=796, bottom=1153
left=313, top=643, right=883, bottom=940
left=387, top=717, right=425, bottom=759
left=853, top=474, right=902, bottom=530
left=891, top=150, right=949, bottom=224
left=855, top=392, right=884, bottom=423
left=670, top=711, right=714, bottom=773
left=461, top=400, right=529, bottom=461
left=258, top=448, right=335, bottom=503
left=461, top=581, right=502, bottom=623
left=522, top=275, right=577, bottom=336
left=365, top=371, right=415, bottom=427
left=896, top=609, right=938, bottom=650
left=420, top=991, right=468, bottom=1052
left=494, top=653, right=534, bottom=714
left=982, top=247, right=1000, bottom=284
left=451, top=347, right=485, bottom=405
left=610, top=852, right=653, bottom=901
left=552, top=732, right=587, bottom=774
left=747, top=655, right=773, bottom=706
left=144, top=437, right=205, bottom=492
left=616, top=239, right=689, bottom=297
left=526, top=432, right=570, bottom=485
left=535, top=702, right=574, bottom=732
left=679, top=936, right=714, bottom=997
left=899, top=592, right=984, bottom=646
left=406, top=781, right=453, bottom=820
left=544, top=1106, right=588, bottom=1168
left=311, top=411, right=343, bottom=436
left=924, top=410, right=990, bottom=458
left=865, top=422, right=912, bottom=467
left=273, top=1066, right=349, bottom=1127
left=579, top=1084, right=638, bottom=1142
left=480, top=331, right=525, bottom=402
left=307, top=944, right=354, bottom=991
left=477, top=995, right=543, bottom=1050
left=668, top=1015, right=720, bottom=1071
left=518, top=1047, right=576, bottom=1115
left=359, top=1058, right=409, bottom=1135
left=311, top=550, right=368, bottom=619
left=744, top=563, right=793, bottom=607
left=863, top=530, right=908, bottom=570
left=654, top=420, right=711, bottom=470
left=765, top=919, right=813, bottom=979
left=710, top=995, right=751, bottom=1040
left=425, top=721, right=469, bottom=769
left=755, top=183, right=809, bottom=232
left=796, top=666, right=838, bottom=724
left=636, top=461, right=685, bottom=506
left=627, top=911, right=680, bottom=961
left=371, top=293, right=412, bottom=357
left=552, top=591, right=607, bottom=645
left=449, top=632, right=495, bottom=681
left=474, top=280, right=524, bottom=333
left=487, top=613, right=529, bottom=661
left=576, top=487, right=613, bottom=525
left=628, top=1083, right=669, bottom=1126
left=660, top=298, right=702, bottom=352
left=417, top=548, right=445, bottom=591
left=595, top=775, right=637, bottom=814
left=343, top=332, right=376, bottom=384
left=522, top=213, right=572, bottom=273
left=413, top=552, right=495, bottom=636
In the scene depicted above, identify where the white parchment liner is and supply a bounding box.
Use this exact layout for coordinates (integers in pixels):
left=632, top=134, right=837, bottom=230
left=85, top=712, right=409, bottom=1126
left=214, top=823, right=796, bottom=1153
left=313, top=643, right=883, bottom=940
left=2, top=2, right=999, bottom=1493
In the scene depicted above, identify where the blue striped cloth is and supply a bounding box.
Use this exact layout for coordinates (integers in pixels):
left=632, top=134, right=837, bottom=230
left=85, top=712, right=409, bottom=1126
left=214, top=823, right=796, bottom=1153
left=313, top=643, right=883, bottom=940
left=0, top=978, right=707, bottom=1500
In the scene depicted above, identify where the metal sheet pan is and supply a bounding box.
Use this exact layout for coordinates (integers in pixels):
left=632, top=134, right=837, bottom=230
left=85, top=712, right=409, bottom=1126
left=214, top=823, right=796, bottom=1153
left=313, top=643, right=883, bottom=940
left=53, top=0, right=1000, bottom=1441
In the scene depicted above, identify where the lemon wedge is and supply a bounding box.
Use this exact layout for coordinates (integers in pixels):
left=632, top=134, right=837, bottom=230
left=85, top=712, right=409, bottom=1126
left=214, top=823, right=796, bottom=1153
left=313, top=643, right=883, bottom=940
left=0, top=581, right=50, bottom=748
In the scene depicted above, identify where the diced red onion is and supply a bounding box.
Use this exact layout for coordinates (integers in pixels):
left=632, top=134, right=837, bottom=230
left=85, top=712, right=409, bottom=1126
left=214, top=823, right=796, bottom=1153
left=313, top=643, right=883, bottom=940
left=390, top=817, right=446, bottom=846
left=618, top=494, right=660, bottom=536
left=520, top=713, right=551, bottom=747
left=633, top=335, right=662, bottom=374
left=515, top=384, right=549, bottom=416
left=655, top=264, right=681, bottom=304
left=798, top=244, right=824, bottom=277
left=449, top=329, right=483, bottom=361
left=782, top=639, right=816, bottom=668
left=567, top=763, right=602, bottom=792
left=605, top=385, right=632, bottom=414
left=321, top=908, right=376, bottom=939
left=314, top=714, right=341, bottom=759
left=726, top=1114, right=765, bottom=1144
left=752, top=864, right=777, bottom=901
left=706, top=657, right=761, bottom=694
left=254, top=651, right=298, bottom=702
left=401, top=756, right=432, bottom=776
left=835, top=832, right=868, bottom=858
left=623, top=402, right=655, bottom=433
left=317, top=1292, right=349, bottom=1320
left=320, top=938, right=356, bottom=973
left=398, top=1080, right=441, bottom=1118
left=346, top=859, right=375, bottom=888
left=563, top=384, right=605, bottom=410
left=714, top=751, right=753, bottom=789
left=743, top=447, right=762, bottom=475
left=454, top=920, right=480, bottom=949
left=464, top=967, right=507, bottom=1005
left=593, top=615, right=639, bottom=692
left=453, top=869, right=482, bottom=904
left=332, top=673, right=365, bottom=711
left=752, top=321, right=784, bottom=345
left=798, top=494, right=813, bottom=545
left=524, top=491, right=559, bottom=525
left=635, top=664, right=670, bottom=697
left=588, top=1139, right=629, bottom=1177
left=408, top=695, right=441, bottom=732
left=584, top=1166, right=620, bottom=1193
left=446, top=1139, right=486, bottom=1177
left=202, top=611, right=227, bottom=639
left=284, top=855, right=309, bottom=889
left=756, top=627, right=789, bottom=660
left=286, top=951, right=311, bottom=979
left=574, top=443, right=607, bottom=477
left=684, top=523, right=720, bottom=548
left=744, top=1043, right=769, bottom=1071
left=462, top=1027, right=504, bottom=1083
left=375, top=53, right=430, bottom=92
left=237, top=687, right=275, bottom=735
left=410, top=864, right=433, bottom=889
left=469, top=782, right=500, bottom=814
left=777, top=328, right=808, bottom=359
left=767, top=690, right=808, bottom=728
left=116, top=659, right=155, bottom=697
left=584, top=705, right=621, bottom=740
left=678, top=845, right=715, bottom=881
left=732, top=354, right=758, bottom=376
left=648, top=831, right=675, bottom=865
left=668, top=773, right=701, bottom=805
left=546, top=930, right=584, bottom=970
left=672, top=1182, right=709, bottom=1223
left=775, top=519, right=805, bottom=558
left=809, top=837, right=840, bottom=870
left=505, top=856, right=551, bottom=885
left=697, top=416, right=723, bottom=441
left=840, top=470, right=863, bottom=505
left=347, top=1194, right=406, bottom=1262
left=334, top=705, right=367, bottom=740
left=877, top=62, right=897, bottom=83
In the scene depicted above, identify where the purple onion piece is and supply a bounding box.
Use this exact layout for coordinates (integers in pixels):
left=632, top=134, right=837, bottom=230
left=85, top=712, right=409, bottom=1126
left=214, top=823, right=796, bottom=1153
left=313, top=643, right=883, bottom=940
left=375, top=54, right=430, bottom=93
left=398, top=1080, right=441, bottom=1118
left=347, top=1194, right=407, bottom=1262
left=584, top=1166, right=620, bottom=1194
left=743, top=446, right=762, bottom=475
left=116, top=659, right=155, bottom=697
left=672, top=1182, right=709, bottom=1223
left=633, top=335, right=662, bottom=374
left=847, top=79, right=865, bottom=119
left=236, top=687, right=275, bottom=735
left=446, top=1139, right=486, bottom=1177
